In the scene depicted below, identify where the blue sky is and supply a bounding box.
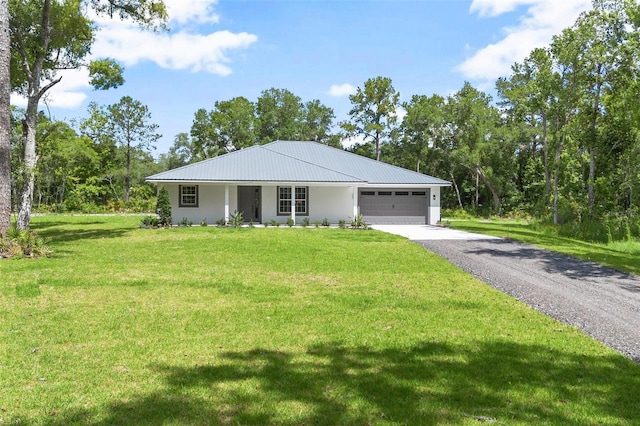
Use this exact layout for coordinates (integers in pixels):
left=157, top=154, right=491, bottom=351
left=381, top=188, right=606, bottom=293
left=14, top=0, right=592, bottom=154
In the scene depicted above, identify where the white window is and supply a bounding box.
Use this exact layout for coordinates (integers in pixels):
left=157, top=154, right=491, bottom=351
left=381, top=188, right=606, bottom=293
left=179, top=185, right=198, bottom=207
left=278, top=187, right=308, bottom=215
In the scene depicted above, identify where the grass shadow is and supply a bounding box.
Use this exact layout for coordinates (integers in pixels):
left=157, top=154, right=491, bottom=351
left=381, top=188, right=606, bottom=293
left=29, top=218, right=135, bottom=245
left=43, top=340, right=640, bottom=425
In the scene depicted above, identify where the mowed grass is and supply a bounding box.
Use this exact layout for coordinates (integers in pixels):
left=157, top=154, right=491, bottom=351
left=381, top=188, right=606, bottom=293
left=447, top=219, right=640, bottom=276
left=1, top=216, right=639, bottom=425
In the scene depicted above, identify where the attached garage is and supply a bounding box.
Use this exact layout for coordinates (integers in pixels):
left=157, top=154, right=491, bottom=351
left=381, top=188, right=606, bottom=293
left=359, top=188, right=430, bottom=224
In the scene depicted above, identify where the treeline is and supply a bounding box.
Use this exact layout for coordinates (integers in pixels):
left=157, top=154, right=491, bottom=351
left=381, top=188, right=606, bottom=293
left=6, top=0, right=640, bottom=243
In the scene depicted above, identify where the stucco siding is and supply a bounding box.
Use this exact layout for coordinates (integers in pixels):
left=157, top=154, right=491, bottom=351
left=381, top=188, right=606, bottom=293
left=429, top=186, right=441, bottom=225
left=308, top=186, right=353, bottom=223
left=165, top=184, right=237, bottom=225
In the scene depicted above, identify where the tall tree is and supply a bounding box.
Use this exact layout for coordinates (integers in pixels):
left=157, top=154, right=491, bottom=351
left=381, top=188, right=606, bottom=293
left=82, top=96, right=160, bottom=202
left=190, top=108, right=218, bottom=160
left=445, top=82, right=506, bottom=214
left=255, top=88, right=304, bottom=143
left=210, top=96, right=256, bottom=151
left=0, top=0, right=10, bottom=236
left=397, top=94, right=446, bottom=174
left=158, top=132, right=197, bottom=170
left=340, top=76, right=400, bottom=161
left=9, top=0, right=166, bottom=229
left=300, top=99, right=337, bottom=145
left=108, top=96, right=159, bottom=202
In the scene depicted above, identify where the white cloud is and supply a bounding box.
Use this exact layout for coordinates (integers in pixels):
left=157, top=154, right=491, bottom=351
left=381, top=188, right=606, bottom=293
left=11, top=69, right=91, bottom=109
left=93, top=22, right=258, bottom=75
left=470, top=0, right=536, bottom=17
left=164, top=0, right=220, bottom=25
left=328, top=83, right=356, bottom=97
left=457, top=0, right=591, bottom=82
left=22, top=2, right=258, bottom=110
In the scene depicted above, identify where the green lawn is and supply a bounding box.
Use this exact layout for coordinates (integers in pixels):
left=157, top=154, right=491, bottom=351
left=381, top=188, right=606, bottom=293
left=1, top=215, right=639, bottom=425
left=446, top=219, right=640, bottom=276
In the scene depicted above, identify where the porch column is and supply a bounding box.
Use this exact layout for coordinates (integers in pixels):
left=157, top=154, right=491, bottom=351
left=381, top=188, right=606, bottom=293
left=224, top=185, right=230, bottom=224
left=290, top=185, right=296, bottom=225
left=352, top=186, right=358, bottom=218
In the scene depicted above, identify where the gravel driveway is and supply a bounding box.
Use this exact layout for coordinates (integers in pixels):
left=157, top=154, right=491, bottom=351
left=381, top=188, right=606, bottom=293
left=415, top=238, right=640, bottom=362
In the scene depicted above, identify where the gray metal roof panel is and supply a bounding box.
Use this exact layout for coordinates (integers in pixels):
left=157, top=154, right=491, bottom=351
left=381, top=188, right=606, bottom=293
left=263, top=141, right=451, bottom=185
left=147, top=144, right=364, bottom=183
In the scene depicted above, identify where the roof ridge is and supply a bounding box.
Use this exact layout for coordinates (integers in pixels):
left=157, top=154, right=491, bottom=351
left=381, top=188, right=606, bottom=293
left=262, top=141, right=366, bottom=182
left=265, top=140, right=449, bottom=184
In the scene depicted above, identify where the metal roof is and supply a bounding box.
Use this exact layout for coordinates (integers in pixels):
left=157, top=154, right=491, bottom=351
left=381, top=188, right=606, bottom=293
left=147, top=141, right=451, bottom=186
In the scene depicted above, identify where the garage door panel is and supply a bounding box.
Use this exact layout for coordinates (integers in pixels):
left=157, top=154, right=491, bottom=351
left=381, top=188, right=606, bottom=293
left=359, top=189, right=429, bottom=224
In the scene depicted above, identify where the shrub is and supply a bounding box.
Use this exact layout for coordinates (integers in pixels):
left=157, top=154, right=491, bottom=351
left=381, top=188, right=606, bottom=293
left=301, top=217, right=310, bottom=228
left=0, top=226, right=52, bottom=258
left=178, top=217, right=192, bottom=227
left=322, top=217, right=330, bottom=227
left=350, top=213, right=369, bottom=230
left=140, top=215, right=159, bottom=228
left=229, top=210, right=244, bottom=228
left=216, top=218, right=226, bottom=227
left=156, top=187, right=172, bottom=227
left=338, top=219, right=346, bottom=229
left=200, top=218, right=208, bottom=227
left=286, top=217, right=294, bottom=227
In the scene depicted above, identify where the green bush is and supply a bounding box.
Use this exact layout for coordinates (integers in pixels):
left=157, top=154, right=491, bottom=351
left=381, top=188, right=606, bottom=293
left=301, top=217, right=310, bottom=228
left=140, top=215, right=159, bottom=228
left=286, top=217, right=294, bottom=227
left=0, top=226, right=52, bottom=258
left=350, top=214, right=369, bottom=230
left=156, top=187, right=172, bottom=227
left=229, top=210, right=244, bottom=228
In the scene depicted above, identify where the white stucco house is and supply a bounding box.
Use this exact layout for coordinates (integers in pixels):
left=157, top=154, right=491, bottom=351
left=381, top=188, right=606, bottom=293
left=146, top=140, right=450, bottom=225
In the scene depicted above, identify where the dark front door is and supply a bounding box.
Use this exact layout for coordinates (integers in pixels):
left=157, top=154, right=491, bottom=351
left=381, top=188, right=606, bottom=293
left=237, top=186, right=261, bottom=222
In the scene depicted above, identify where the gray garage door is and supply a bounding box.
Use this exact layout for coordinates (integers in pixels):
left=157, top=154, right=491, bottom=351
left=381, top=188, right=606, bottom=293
left=359, top=189, right=429, bottom=224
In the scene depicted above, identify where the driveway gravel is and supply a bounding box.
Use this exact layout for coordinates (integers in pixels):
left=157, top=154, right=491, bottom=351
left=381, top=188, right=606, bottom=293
left=415, top=238, right=640, bottom=362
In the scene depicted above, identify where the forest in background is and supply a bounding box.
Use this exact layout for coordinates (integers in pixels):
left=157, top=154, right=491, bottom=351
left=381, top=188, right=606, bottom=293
left=6, top=0, right=640, bottom=243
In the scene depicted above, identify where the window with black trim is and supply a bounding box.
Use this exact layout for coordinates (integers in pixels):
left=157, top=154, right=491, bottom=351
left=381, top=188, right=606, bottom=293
left=278, top=186, right=308, bottom=215
left=179, top=185, right=198, bottom=207
left=378, top=191, right=392, bottom=196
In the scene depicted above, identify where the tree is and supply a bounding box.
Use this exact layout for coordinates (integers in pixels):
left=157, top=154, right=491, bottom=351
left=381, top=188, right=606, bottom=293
left=340, top=76, right=400, bottom=161
left=255, top=88, right=304, bottom=143
left=158, top=132, right=197, bottom=170
left=9, top=0, right=166, bottom=229
left=445, top=82, right=506, bottom=214
left=85, top=96, right=160, bottom=202
left=210, top=96, right=256, bottom=151
left=0, top=0, right=10, bottom=236
left=396, top=94, right=446, bottom=174
left=156, top=186, right=171, bottom=226
left=300, top=99, right=338, bottom=146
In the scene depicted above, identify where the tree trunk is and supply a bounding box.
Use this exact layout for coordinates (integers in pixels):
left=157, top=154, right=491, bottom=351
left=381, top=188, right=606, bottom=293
left=17, top=103, right=39, bottom=229
left=553, top=133, right=563, bottom=225
left=16, top=0, right=56, bottom=230
left=0, top=0, right=10, bottom=236
left=450, top=172, right=463, bottom=210
left=474, top=170, right=479, bottom=209
left=542, top=113, right=551, bottom=199
left=476, top=165, right=501, bottom=215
